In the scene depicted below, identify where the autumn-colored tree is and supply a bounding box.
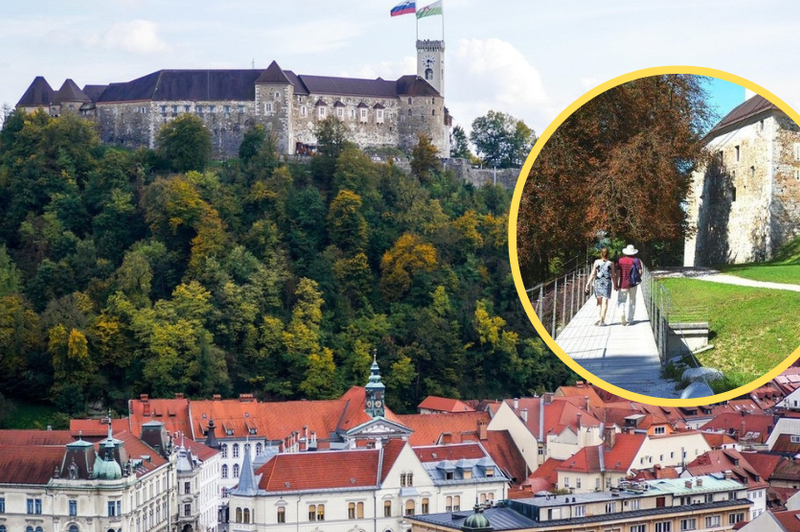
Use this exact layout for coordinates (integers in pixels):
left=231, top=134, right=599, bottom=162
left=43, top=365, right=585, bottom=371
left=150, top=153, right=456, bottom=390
left=517, top=74, right=712, bottom=282
left=380, top=233, right=438, bottom=301
left=411, top=133, right=441, bottom=183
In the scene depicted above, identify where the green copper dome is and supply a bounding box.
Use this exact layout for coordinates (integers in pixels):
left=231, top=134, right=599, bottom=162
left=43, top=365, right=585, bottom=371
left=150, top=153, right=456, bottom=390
left=93, top=439, right=122, bottom=480
left=463, top=510, right=490, bottom=529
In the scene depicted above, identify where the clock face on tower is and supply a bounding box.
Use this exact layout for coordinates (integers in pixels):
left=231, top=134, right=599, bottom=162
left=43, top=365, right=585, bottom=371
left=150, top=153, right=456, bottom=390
left=423, top=55, right=436, bottom=68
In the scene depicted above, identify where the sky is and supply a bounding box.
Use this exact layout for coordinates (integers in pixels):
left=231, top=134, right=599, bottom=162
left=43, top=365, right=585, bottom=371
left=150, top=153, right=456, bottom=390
left=2, top=0, right=800, bottom=136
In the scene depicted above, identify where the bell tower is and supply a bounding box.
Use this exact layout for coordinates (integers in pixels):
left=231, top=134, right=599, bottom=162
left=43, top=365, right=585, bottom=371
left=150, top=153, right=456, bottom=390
left=417, top=39, right=445, bottom=96
left=365, top=355, right=386, bottom=418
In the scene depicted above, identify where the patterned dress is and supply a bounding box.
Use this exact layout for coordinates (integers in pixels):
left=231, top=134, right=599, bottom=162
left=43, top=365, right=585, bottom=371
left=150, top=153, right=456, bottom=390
left=592, top=259, right=613, bottom=299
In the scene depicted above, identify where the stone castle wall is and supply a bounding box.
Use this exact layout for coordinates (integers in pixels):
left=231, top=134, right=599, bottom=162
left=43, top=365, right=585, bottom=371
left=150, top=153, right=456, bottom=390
left=771, top=114, right=800, bottom=252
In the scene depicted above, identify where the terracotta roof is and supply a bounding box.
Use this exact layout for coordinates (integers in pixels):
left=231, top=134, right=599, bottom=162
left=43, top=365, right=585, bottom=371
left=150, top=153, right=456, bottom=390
left=181, top=436, right=218, bottom=461
left=17, top=76, right=54, bottom=107
left=707, top=399, right=765, bottom=417
left=701, top=432, right=738, bottom=449
left=685, top=449, right=769, bottom=490
left=255, top=61, right=292, bottom=84
left=554, top=384, right=604, bottom=409
left=418, top=396, right=475, bottom=413
left=706, top=95, right=780, bottom=139
left=506, top=397, right=601, bottom=440
left=512, top=477, right=552, bottom=496
left=256, top=448, right=381, bottom=492
left=380, top=439, right=406, bottom=483
left=629, top=465, right=680, bottom=481
left=468, top=430, right=529, bottom=484
left=0, top=445, right=64, bottom=484
left=414, top=442, right=487, bottom=462
left=773, top=434, right=800, bottom=454
left=742, top=452, right=783, bottom=480
left=774, top=367, right=800, bottom=395
left=70, top=417, right=131, bottom=439
left=129, top=397, right=192, bottom=438
left=338, top=386, right=402, bottom=430
left=699, top=413, right=774, bottom=444
left=773, top=509, right=800, bottom=532
left=557, top=433, right=646, bottom=474
left=113, top=430, right=168, bottom=476
left=0, top=429, right=74, bottom=446
left=397, top=411, right=491, bottom=446
left=524, top=457, right=561, bottom=487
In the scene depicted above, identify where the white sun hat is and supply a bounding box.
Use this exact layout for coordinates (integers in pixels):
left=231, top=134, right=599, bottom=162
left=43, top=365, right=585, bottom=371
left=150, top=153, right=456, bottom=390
left=622, top=244, right=638, bottom=256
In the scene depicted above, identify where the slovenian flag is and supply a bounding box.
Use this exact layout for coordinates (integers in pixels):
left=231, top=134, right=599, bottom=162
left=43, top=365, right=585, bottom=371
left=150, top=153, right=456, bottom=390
left=416, top=0, right=442, bottom=18
left=391, top=0, right=416, bottom=16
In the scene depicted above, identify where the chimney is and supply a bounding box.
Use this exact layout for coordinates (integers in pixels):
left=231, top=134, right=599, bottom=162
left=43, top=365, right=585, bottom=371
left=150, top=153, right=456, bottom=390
left=685, top=480, right=693, bottom=489
left=576, top=412, right=582, bottom=429
left=513, top=398, right=519, bottom=410
left=310, top=431, right=318, bottom=450
left=520, top=408, right=528, bottom=423
left=478, top=420, right=488, bottom=441
left=576, top=381, right=584, bottom=388
left=544, top=393, right=554, bottom=405
left=212, top=394, right=221, bottom=401
left=239, top=393, right=254, bottom=402
left=604, top=426, right=616, bottom=450
left=174, top=392, right=184, bottom=399
left=140, top=394, right=149, bottom=402
left=585, top=395, right=590, bottom=411
left=696, top=478, right=703, bottom=487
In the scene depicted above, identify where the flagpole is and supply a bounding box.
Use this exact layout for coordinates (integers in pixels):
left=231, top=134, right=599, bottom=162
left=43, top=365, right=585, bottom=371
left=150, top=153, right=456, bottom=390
left=416, top=9, right=419, bottom=41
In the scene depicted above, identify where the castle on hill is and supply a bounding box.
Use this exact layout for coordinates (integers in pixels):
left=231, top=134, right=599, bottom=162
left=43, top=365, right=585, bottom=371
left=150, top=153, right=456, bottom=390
left=16, top=40, right=450, bottom=158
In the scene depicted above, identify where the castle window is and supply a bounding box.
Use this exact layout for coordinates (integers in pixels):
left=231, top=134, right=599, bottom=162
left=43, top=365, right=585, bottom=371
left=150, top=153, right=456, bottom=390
left=732, top=186, right=737, bottom=202
left=759, top=119, right=764, bottom=131
left=425, top=68, right=433, bottom=80
left=233, top=464, right=240, bottom=478
left=196, top=106, right=203, bottom=114
left=277, top=507, right=286, bottom=523
left=735, top=145, right=740, bottom=162
left=275, top=91, right=281, bottom=100
left=319, top=106, right=326, bottom=118
left=432, top=109, right=435, bottom=116
left=376, top=109, right=384, bottom=124
left=337, top=107, right=344, bottom=118
left=360, top=109, right=368, bottom=122
left=350, top=109, right=356, bottom=119
left=172, top=105, right=178, bottom=115
left=750, top=166, right=755, bottom=178
left=224, top=105, right=231, bottom=115
left=265, top=102, right=273, bottom=113
left=160, top=106, right=167, bottom=116
left=384, top=501, right=392, bottom=517
left=184, top=105, right=191, bottom=113
left=238, top=105, right=245, bottom=114
left=141, top=106, right=147, bottom=113
left=408, top=109, right=412, bottom=116
left=210, top=105, right=216, bottom=113
left=408, top=97, right=412, bottom=104
left=301, top=106, right=307, bottom=116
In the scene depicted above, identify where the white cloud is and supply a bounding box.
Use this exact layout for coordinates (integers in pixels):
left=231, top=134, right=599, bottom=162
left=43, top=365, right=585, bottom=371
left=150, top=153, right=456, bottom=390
left=82, top=20, right=167, bottom=54
left=265, top=20, right=363, bottom=55
left=446, top=38, right=553, bottom=133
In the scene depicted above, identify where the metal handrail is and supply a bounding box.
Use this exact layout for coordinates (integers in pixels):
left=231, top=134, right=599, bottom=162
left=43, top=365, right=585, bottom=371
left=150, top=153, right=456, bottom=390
left=526, top=263, right=593, bottom=340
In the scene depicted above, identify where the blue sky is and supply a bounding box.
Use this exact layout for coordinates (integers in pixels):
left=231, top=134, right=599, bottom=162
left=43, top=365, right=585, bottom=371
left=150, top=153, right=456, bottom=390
left=705, top=78, right=745, bottom=123
left=2, top=0, right=800, bottom=135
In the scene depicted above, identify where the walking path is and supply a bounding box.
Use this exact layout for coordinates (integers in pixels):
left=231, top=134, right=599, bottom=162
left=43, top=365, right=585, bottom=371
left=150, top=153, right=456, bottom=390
left=656, top=268, right=800, bottom=292
left=556, top=287, right=680, bottom=399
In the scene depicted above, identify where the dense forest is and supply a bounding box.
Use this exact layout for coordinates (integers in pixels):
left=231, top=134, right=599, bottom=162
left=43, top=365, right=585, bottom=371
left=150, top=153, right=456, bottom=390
left=0, top=110, right=572, bottom=421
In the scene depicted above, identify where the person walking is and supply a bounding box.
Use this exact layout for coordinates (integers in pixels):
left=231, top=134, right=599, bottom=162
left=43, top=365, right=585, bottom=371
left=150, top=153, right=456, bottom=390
left=585, top=247, right=616, bottom=326
left=616, top=244, right=643, bottom=326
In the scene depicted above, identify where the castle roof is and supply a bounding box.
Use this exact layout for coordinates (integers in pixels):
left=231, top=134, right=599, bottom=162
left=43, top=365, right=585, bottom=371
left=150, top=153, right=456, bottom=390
left=82, top=84, right=109, bottom=101
left=256, top=61, right=292, bottom=85
left=54, top=79, right=91, bottom=104
left=17, top=76, right=55, bottom=107
left=705, top=94, right=781, bottom=139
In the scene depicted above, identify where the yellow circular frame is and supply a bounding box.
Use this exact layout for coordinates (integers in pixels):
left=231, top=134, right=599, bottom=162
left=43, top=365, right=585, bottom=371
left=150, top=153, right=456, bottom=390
left=508, top=65, right=800, bottom=407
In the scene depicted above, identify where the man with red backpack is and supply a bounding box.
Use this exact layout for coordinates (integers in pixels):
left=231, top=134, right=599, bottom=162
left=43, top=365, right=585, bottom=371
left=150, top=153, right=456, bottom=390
left=616, top=244, right=643, bottom=326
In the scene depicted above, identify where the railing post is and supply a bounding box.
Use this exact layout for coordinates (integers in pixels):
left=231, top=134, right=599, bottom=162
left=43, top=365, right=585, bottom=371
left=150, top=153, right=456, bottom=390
left=552, top=277, right=558, bottom=338
left=562, top=273, right=568, bottom=330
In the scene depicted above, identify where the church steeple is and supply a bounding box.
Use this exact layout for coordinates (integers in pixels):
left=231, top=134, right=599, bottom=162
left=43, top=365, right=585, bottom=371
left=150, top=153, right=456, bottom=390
left=365, top=354, right=385, bottom=418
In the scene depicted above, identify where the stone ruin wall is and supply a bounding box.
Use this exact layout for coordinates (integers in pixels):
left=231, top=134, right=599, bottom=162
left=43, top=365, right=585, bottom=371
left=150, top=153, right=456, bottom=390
left=771, top=114, right=800, bottom=253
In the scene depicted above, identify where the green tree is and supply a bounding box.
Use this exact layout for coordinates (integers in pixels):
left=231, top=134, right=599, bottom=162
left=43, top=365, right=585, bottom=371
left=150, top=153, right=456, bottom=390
left=450, top=125, right=472, bottom=159
left=327, top=190, right=368, bottom=254
left=156, top=114, right=213, bottom=172
left=411, top=133, right=441, bottom=183
left=0, top=246, right=21, bottom=297
left=470, top=110, right=535, bottom=168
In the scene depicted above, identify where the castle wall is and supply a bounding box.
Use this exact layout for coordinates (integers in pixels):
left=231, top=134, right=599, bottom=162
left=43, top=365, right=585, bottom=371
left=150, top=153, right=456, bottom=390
left=255, top=82, right=295, bottom=154
left=770, top=114, right=800, bottom=253
left=96, top=101, right=154, bottom=148
left=397, top=95, right=448, bottom=155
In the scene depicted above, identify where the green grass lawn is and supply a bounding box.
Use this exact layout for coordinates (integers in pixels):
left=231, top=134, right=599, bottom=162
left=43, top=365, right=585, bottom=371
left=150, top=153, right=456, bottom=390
left=719, top=235, right=800, bottom=285
left=658, top=277, right=800, bottom=389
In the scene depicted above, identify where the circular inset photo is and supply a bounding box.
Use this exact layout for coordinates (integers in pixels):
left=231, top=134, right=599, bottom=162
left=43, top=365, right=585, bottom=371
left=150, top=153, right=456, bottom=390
left=509, top=66, right=800, bottom=406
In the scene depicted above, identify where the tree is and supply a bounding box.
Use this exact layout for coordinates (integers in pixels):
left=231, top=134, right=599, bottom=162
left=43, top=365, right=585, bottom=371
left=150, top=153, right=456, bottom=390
left=327, top=190, right=368, bottom=254
left=410, top=133, right=441, bottom=183
left=380, top=233, right=438, bottom=301
left=156, top=114, right=212, bottom=172
left=470, top=111, right=535, bottom=168
left=517, top=74, right=711, bottom=281
left=450, top=125, right=472, bottom=159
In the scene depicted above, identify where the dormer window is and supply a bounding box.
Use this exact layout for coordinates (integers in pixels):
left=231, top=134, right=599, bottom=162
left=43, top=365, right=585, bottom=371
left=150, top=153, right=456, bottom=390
left=226, top=428, right=234, bottom=436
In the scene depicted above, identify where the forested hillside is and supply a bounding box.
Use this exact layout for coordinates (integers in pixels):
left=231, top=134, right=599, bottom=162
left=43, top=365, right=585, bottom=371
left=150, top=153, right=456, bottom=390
left=0, top=110, right=572, bottom=420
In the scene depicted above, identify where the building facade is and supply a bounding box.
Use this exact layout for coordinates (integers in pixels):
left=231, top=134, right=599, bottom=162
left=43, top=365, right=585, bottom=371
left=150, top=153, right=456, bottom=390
left=684, top=95, right=800, bottom=266
left=16, top=42, right=451, bottom=158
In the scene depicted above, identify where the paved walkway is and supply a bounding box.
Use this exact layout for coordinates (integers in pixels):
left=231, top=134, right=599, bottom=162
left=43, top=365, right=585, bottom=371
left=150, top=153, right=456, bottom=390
left=556, top=287, right=680, bottom=399
left=657, top=268, right=800, bottom=292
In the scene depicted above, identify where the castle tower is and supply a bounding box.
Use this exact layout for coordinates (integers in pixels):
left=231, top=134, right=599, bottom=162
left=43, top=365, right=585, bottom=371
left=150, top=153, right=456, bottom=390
left=365, top=355, right=386, bottom=418
left=417, top=40, right=445, bottom=96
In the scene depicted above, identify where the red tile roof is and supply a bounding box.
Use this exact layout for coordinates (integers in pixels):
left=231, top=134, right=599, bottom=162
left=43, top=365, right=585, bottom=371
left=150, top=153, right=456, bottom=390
left=554, top=384, right=604, bottom=409
left=701, top=432, right=738, bottom=449
left=742, top=452, right=783, bottom=480
left=128, top=397, right=192, bottom=437
left=113, top=430, right=168, bottom=476
left=772, top=457, right=800, bottom=482
left=505, top=397, right=601, bottom=440
left=773, top=509, right=800, bottom=532
left=772, top=434, right=800, bottom=454
left=380, top=439, right=406, bottom=483
left=556, top=433, right=646, bottom=474
left=699, top=413, right=774, bottom=443
left=0, top=445, right=65, bottom=484
left=256, top=448, right=381, bottom=492
left=397, top=411, right=491, bottom=446
left=685, top=449, right=769, bottom=490
left=524, top=457, right=561, bottom=487
left=418, top=396, right=475, bottom=413
left=70, top=418, right=131, bottom=439
left=467, top=430, right=529, bottom=484
left=0, top=429, right=74, bottom=446
left=181, top=436, right=219, bottom=461
left=413, top=442, right=487, bottom=462
left=628, top=465, right=680, bottom=481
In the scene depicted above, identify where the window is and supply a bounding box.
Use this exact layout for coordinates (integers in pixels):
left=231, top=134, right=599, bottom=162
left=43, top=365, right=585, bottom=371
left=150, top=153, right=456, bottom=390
left=172, top=105, right=178, bottom=115
left=185, top=481, right=191, bottom=494
left=670, top=451, right=674, bottom=459
left=222, top=465, right=229, bottom=478
left=277, top=507, right=286, bottom=523
left=184, top=504, right=191, bottom=517
left=729, top=513, right=745, bottom=525
left=596, top=478, right=600, bottom=490
left=705, top=516, right=720, bottom=528
left=377, top=109, right=384, bottom=123
left=221, top=444, right=228, bottom=458
left=680, top=518, right=696, bottom=531
left=384, top=501, right=392, bottom=517
left=69, top=527, right=79, bottom=532
left=605, top=502, right=616, bottom=513
left=28, top=498, right=42, bottom=514
left=69, top=499, right=77, bottom=516
left=210, top=105, right=217, bottom=113
left=233, top=464, right=240, bottom=478
left=408, top=98, right=412, bottom=104
left=485, top=468, right=494, bottom=477
left=425, top=68, right=433, bottom=80
left=161, top=105, right=167, bottom=115
left=407, top=109, right=412, bottom=116
left=108, top=501, right=117, bottom=517
left=576, top=478, right=581, bottom=489
left=243, top=509, right=250, bottom=524
left=233, top=444, right=240, bottom=458
left=337, top=107, right=344, bottom=118
left=224, top=105, right=231, bottom=115
left=360, top=108, right=367, bottom=121
left=407, top=473, right=413, bottom=486
left=301, top=106, right=307, bottom=116
left=274, top=91, right=281, bottom=100
left=630, top=526, right=645, bottom=532
left=655, top=522, right=671, bottom=532
left=350, top=109, right=356, bottom=119
left=184, top=105, right=191, bottom=112
left=400, top=473, right=407, bottom=487
left=0, top=497, right=4, bottom=513
left=445, top=471, right=454, bottom=480
left=357, top=502, right=364, bottom=518
left=236, top=507, right=242, bottom=523
left=463, top=470, right=472, bottom=479
left=141, top=106, right=147, bottom=113
left=794, top=168, right=800, bottom=180
left=265, top=103, right=273, bottom=113
left=732, top=186, right=737, bottom=202
left=791, top=435, right=800, bottom=444
left=349, top=502, right=356, bottom=519
left=654, top=426, right=665, bottom=435
left=445, top=496, right=453, bottom=512
left=453, top=496, right=460, bottom=511
left=564, top=477, right=570, bottom=487
left=319, top=106, right=326, bottom=118
left=405, top=500, right=415, bottom=516
left=575, top=505, right=585, bottom=517
left=422, top=498, right=429, bottom=514
left=317, top=504, right=325, bottom=521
